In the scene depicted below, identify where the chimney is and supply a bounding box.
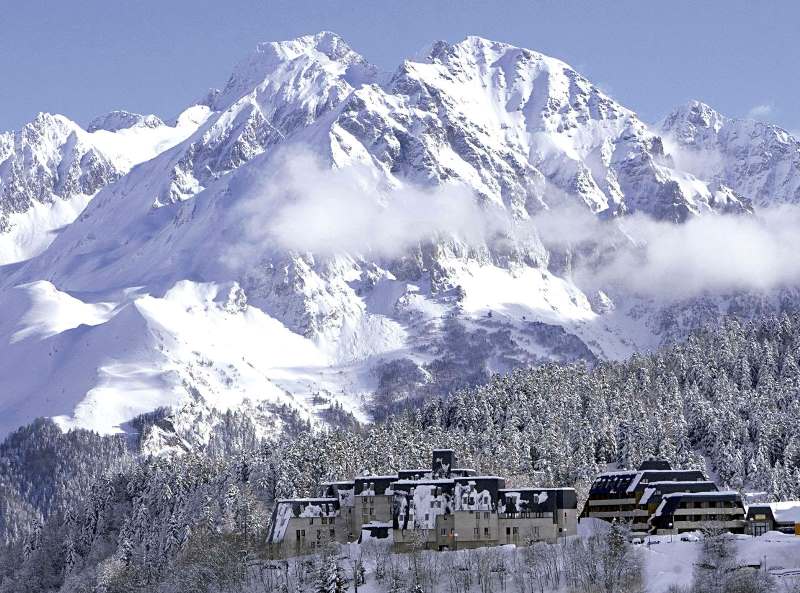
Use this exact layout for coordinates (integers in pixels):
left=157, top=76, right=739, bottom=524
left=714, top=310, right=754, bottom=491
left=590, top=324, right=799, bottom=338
left=432, top=449, right=455, bottom=477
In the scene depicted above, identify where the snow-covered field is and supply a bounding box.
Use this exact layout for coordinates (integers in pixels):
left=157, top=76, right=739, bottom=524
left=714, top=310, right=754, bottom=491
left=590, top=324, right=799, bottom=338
left=642, top=532, right=800, bottom=592
left=282, top=530, right=800, bottom=593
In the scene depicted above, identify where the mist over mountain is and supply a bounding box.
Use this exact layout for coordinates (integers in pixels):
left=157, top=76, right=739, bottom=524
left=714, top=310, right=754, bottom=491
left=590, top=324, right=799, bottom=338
left=1, top=31, right=800, bottom=443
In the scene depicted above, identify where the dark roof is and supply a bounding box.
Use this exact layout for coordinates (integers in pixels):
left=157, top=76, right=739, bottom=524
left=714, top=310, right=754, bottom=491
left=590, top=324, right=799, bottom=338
left=499, top=488, right=578, bottom=515
left=391, top=478, right=456, bottom=496
left=320, top=481, right=355, bottom=497
left=639, top=481, right=718, bottom=505
left=454, top=476, right=506, bottom=503
left=354, top=476, right=399, bottom=495
left=398, top=469, right=431, bottom=480
left=588, top=472, right=638, bottom=496
left=589, top=469, right=707, bottom=497
left=275, top=497, right=340, bottom=517
left=746, top=504, right=776, bottom=523
left=650, top=491, right=744, bottom=528
left=638, top=459, right=672, bottom=471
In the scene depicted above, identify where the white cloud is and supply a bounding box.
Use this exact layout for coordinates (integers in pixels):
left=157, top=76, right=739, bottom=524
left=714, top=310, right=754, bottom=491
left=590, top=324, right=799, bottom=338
left=746, top=103, right=774, bottom=120
left=571, top=206, right=800, bottom=299
left=222, top=147, right=800, bottom=302
left=220, top=147, right=511, bottom=269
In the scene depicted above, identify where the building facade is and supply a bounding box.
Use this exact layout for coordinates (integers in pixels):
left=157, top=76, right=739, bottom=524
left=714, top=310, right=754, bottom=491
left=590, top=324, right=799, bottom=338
left=649, top=491, right=746, bottom=534
left=581, top=459, right=746, bottom=535
left=266, top=449, right=578, bottom=556
left=746, top=502, right=800, bottom=536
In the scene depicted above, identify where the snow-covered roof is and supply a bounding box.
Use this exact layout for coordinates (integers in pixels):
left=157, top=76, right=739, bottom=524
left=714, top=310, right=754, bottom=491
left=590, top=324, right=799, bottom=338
left=595, top=470, right=638, bottom=478
left=276, top=497, right=338, bottom=503
left=770, top=501, right=800, bottom=523
left=661, top=490, right=739, bottom=499
left=751, top=501, right=800, bottom=524
left=639, top=481, right=718, bottom=505
left=392, top=478, right=455, bottom=485
left=626, top=470, right=706, bottom=494
left=646, top=480, right=716, bottom=486
left=499, top=487, right=574, bottom=492
left=640, top=487, right=657, bottom=505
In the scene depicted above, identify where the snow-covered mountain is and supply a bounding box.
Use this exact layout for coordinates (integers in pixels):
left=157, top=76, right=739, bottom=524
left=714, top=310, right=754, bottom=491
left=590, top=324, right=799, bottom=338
left=0, top=32, right=797, bottom=443
left=660, top=100, right=800, bottom=206
left=0, top=106, right=210, bottom=264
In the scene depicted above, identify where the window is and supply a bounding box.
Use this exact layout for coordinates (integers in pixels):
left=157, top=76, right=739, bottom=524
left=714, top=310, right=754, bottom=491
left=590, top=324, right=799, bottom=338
left=329, top=529, right=336, bottom=538
left=330, top=518, right=335, bottom=524
left=321, top=517, right=328, bottom=525
left=506, top=527, right=511, bottom=535
left=309, top=518, right=314, bottom=525
left=441, top=528, right=447, bottom=536
left=484, top=512, right=490, bottom=520
left=474, top=528, right=479, bottom=536
left=512, top=527, right=519, bottom=535
left=484, top=527, right=490, bottom=536
left=296, top=529, right=303, bottom=540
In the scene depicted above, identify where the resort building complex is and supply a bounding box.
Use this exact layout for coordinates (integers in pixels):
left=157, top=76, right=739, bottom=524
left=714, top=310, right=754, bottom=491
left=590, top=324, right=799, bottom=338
left=266, top=449, right=578, bottom=556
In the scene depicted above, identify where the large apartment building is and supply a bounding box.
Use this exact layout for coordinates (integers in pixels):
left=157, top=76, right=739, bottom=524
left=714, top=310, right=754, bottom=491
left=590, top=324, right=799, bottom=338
left=582, top=459, right=746, bottom=535
left=266, top=449, right=578, bottom=557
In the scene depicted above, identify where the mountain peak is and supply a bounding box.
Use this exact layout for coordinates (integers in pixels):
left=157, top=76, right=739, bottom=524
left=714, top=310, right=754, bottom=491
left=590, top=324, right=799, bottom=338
left=420, top=35, right=554, bottom=68
left=661, top=100, right=727, bottom=134
left=214, top=31, right=373, bottom=110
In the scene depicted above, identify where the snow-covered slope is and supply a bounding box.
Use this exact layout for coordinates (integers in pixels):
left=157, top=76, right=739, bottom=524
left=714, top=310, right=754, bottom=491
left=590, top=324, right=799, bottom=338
left=0, top=32, right=795, bottom=441
left=0, top=106, right=210, bottom=264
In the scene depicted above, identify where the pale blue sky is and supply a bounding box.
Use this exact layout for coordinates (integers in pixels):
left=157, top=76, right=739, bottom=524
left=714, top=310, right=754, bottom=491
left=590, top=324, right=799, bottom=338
left=1, top=0, right=798, bottom=133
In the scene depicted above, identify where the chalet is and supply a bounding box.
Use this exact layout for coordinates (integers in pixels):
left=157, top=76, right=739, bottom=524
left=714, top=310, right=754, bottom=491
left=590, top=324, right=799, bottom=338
left=266, top=449, right=578, bottom=557
left=746, top=501, right=800, bottom=536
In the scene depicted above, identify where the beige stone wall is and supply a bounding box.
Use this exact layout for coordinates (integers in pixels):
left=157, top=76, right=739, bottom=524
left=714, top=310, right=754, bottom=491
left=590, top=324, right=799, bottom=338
left=556, top=508, right=578, bottom=537
left=499, top=515, right=560, bottom=544
left=393, top=510, right=577, bottom=552
left=271, top=515, right=345, bottom=557
left=353, top=494, right=393, bottom=534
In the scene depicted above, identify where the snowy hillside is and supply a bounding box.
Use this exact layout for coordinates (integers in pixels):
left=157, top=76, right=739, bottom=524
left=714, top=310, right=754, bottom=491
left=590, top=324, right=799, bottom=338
left=0, top=106, right=210, bottom=264
left=0, top=32, right=798, bottom=440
